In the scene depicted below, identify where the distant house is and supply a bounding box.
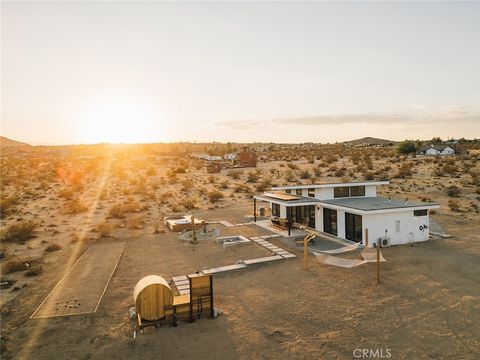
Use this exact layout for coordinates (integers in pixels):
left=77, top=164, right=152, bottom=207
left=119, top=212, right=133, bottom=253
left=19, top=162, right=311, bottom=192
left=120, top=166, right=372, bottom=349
left=224, top=152, right=237, bottom=161
left=236, top=148, right=257, bottom=167
left=417, top=144, right=456, bottom=156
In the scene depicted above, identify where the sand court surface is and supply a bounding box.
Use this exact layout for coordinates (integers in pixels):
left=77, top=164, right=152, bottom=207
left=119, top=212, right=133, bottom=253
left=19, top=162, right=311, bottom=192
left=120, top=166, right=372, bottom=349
left=31, top=242, right=126, bottom=318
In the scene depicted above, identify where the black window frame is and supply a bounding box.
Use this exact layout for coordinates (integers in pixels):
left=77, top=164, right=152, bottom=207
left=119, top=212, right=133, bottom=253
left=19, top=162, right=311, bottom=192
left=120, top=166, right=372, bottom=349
left=334, top=186, right=349, bottom=198
left=295, top=189, right=302, bottom=196
left=272, top=203, right=280, bottom=217
left=350, top=186, right=365, bottom=197
left=323, top=208, right=338, bottom=236
left=414, top=209, right=428, bottom=217
left=308, top=188, right=315, bottom=197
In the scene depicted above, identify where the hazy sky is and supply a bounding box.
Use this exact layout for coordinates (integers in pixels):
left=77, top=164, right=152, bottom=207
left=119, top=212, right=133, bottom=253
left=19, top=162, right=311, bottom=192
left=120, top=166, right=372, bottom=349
left=1, top=1, right=479, bottom=145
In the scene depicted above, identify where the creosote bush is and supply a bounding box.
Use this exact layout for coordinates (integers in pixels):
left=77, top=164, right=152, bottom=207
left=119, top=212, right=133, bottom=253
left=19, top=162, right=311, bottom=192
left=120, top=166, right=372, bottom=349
left=1, top=221, right=36, bottom=243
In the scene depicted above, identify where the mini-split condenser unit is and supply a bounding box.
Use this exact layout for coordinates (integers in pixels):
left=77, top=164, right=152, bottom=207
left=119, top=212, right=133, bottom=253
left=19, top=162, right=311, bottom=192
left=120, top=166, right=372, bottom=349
left=379, top=237, right=391, bottom=247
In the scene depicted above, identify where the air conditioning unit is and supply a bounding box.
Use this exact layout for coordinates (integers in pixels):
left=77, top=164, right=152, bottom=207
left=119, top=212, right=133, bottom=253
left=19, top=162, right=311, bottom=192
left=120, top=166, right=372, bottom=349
left=379, top=237, right=391, bottom=247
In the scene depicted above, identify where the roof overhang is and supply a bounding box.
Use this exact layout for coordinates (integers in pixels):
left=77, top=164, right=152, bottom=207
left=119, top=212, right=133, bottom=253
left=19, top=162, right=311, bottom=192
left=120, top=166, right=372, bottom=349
left=272, top=181, right=389, bottom=190
left=253, top=194, right=321, bottom=207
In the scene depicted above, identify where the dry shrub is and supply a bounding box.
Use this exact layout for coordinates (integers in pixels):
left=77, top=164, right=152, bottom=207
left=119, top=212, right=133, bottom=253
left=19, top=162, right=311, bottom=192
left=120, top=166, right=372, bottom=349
left=94, top=222, right=113, bottom=238
left=227, top=170, right=242, bottom=180
left=127, top=215, right=144, bottom=229
left=109, top=200, right=142, bottom=218
left=44, top=243, right=62, bottom=253
left=25, top=266, right=43, bottom=277
left=58, top=188, right=74, bottom=199
left=180, top=197, right=197, bottom=210
left=63, top=199, right=88, bottom=214
left=208, top=189, right=224, bottom=203
left=2, top=259, right=28, bottom=274
left=446, top=186, right=461, bottom=197
left=448, top=199, right=460, bottom=211
left=1, top=221, right=36, bottom=243
left=0, top=196, right=17, bottom=218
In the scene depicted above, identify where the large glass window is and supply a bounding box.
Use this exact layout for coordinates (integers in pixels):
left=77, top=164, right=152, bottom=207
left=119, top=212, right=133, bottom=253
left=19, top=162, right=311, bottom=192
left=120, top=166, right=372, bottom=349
left=308, top=188, right=315, bottom=197
left=272, top=203, right=280, bottom=217
left=323, top=208, right=337, bottom=236
left=290, top=205, right=316, bottom=228
left=334, top=186, right=349, bottom=198
left=350, top=186, right=365, bottom=197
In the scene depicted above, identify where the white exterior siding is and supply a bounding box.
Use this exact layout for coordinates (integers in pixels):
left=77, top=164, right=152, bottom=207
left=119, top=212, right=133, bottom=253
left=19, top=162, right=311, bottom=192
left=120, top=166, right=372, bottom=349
left=362, top=211, right=430, bottom=247
left=365, top=185, right=376, bottom=197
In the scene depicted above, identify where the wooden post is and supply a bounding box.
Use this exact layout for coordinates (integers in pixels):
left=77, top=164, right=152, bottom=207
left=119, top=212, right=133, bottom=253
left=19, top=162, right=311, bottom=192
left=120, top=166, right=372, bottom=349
left=304, top=235, right=309, bottom=270
left=376, top=240, right=381, bottom=284
left=253, top=198, right=257, bottom=222
left=365, top=228, right=369, bottom=247
left=191, top=210, right=197, bottom=244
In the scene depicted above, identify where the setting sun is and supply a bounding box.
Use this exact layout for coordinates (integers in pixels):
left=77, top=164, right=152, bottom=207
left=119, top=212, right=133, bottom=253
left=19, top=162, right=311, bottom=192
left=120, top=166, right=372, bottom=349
left=73, top=93, right=162, bottom=144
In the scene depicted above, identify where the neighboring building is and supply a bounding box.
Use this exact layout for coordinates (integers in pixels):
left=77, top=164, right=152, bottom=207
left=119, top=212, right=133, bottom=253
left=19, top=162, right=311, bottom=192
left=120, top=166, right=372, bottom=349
left=253, top=181, right=439, bottom=247
left=224, top=152, right=237, bottom=161
left=206, top=163, right=222, bottom=173
left=417, top=144, right=456, bottom=156
left=236, top=148, right=257, bottom=167
left=191, top=152, right=223, bottom=161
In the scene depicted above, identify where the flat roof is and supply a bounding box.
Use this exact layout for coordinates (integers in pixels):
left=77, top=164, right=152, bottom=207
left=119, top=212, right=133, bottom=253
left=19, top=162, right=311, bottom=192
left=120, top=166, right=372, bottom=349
left=272, top=180, right=389, bottom=190
left=264, top=192, right=301, bottom=201
left=320, top=197, right=439, bottom=211
left=254, top=194, right=322, bottom=206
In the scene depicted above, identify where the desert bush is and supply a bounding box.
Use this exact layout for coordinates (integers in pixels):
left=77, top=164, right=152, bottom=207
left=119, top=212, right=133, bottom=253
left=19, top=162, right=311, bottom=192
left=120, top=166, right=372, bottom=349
left=58, top=188, right=74, bottom=199
left=94, top=222, right=113, bottom=238
left=181, top=179, right=194, bottom=192
left=63, top=199, right=88, bottom=214
left=208, top=190, right=224, bottom=203
left=0, top=244, right=8, bottom=260
left=299, top=170, right=310, bottom=179
left=234, top=184, right=251, bottom=193
left=25, top=266, right=43, bottom=277
left=0, top=197, right=17, bottom=218
left=448, top=199, right=460, bottom=211
left=44, top=243, right=62, bottom=253
left=284, top=169, right=296, bottom=182
left=1, top=221, right=36, bottom=243
left=180, top=197, right=197, bottom=210
left=2, top=259, right=28, bottom=274
left=170, top=204, right=183, bottom=213
left=227, top=170, right=242, bottom=180
left=397, top=141, right=416, bottom=154
left=247, top=172, right=259, bottom=183
left=127, top=215, right=144, bottom=229
left=108, top=200, right=141, bottom=218
left=445, top=186, right=461, bottom=197
left=256, top=178, right=272, bottom=192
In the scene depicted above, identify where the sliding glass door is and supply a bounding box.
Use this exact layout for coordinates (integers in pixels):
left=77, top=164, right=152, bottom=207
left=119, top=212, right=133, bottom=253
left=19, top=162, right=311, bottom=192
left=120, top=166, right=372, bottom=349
left=323, top=208, right=337, bottom=236
left=345, top=212, right=362, bottom=243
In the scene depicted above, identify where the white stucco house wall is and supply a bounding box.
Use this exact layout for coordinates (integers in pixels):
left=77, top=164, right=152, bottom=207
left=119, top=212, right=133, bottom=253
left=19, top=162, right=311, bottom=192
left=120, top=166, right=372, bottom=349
left=253, top=181, right=439, bottom=247
left=417, top=145, right=456, bottom=156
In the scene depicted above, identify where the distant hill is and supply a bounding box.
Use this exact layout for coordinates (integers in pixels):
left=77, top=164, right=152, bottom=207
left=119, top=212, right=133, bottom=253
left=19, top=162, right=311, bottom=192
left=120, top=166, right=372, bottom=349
left=0, top=136, right=31, bottom=148
left=342, top=137, right=396, bottom=146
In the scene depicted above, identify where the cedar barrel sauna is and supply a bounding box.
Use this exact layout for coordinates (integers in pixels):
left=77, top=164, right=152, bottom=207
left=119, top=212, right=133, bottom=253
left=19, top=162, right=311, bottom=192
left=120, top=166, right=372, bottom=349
left=133, top=275, right=173, bottom=321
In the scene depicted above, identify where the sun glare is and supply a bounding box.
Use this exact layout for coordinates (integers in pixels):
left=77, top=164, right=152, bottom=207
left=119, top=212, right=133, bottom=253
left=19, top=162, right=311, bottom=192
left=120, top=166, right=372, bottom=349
left=74, top=93, right=162, bottom=144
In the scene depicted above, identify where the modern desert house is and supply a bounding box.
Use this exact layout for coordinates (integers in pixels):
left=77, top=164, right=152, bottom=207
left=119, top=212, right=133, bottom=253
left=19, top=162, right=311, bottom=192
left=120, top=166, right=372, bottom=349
left=253, top=181, right=439, bottom=247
